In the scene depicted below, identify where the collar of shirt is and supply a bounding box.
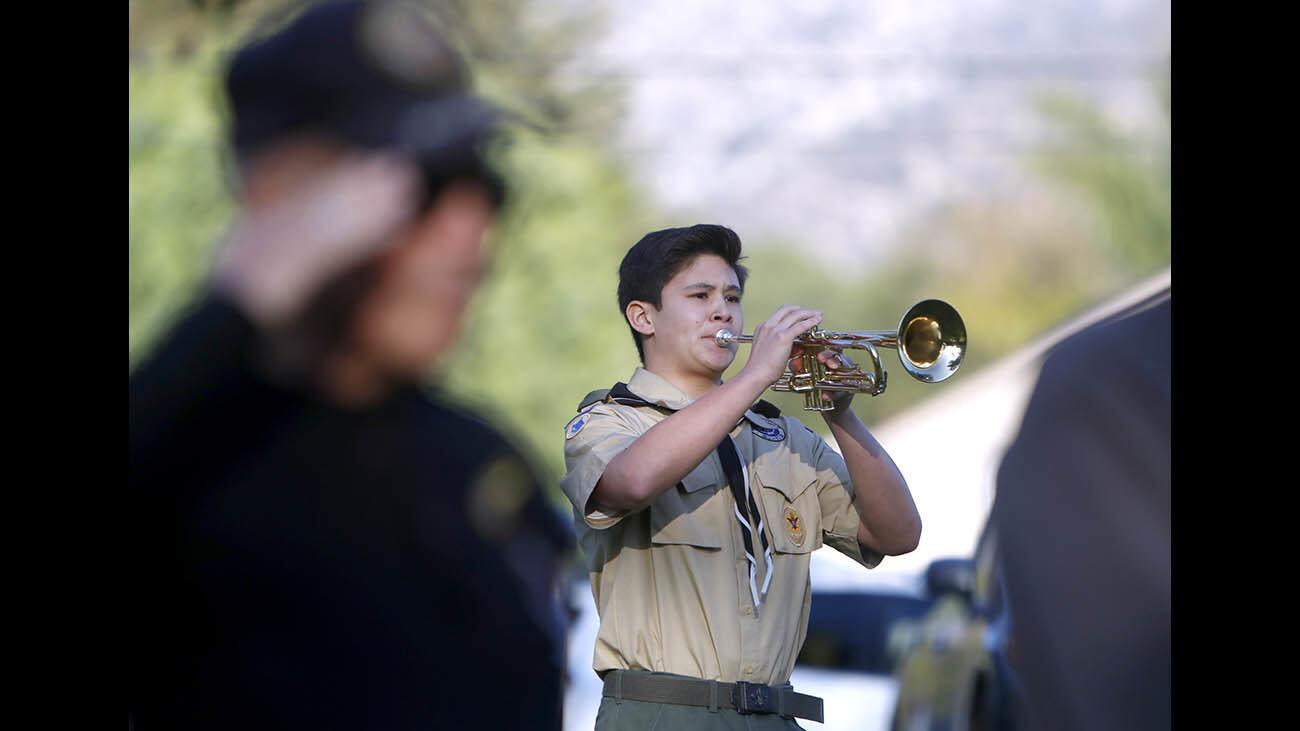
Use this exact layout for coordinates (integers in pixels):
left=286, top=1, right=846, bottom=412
left=625, top=367, right=780, bottom=432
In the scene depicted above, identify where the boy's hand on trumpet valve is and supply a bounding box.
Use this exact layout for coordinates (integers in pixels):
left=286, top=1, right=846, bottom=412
left=815, top=347, right=860, bottom=414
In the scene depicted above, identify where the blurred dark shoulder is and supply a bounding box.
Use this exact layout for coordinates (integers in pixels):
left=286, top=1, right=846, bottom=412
left=406, top=382, right=544, bottom=483
left=406, top=383, right=522, bottom=457
left=408, top=383, right=572, bottom=547
left=1032, top=294, right=1170, bottom=409
left=1004, top=293, right=1171, bottom=512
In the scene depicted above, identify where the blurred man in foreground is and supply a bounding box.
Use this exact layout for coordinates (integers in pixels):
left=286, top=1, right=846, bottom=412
left=129, top=2, right=569, bottom=728
left=992, top=293, right=1171, bottom=731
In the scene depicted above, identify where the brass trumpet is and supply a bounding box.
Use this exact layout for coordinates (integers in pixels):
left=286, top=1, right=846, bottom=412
left=714, top=299, right=967, bottom=411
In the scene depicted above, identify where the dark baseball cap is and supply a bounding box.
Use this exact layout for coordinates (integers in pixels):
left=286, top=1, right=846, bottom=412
left=226, top=0, right=504, bottom=177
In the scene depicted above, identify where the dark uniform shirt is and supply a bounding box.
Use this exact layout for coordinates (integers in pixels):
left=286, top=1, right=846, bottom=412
left=129, top=295, right=570, bottom=730
left=992, top=296, right=1170, bottom=731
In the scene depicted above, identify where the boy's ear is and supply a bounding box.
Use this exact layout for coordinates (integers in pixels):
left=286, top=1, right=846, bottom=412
left=625, top=301, right=655, bottom=337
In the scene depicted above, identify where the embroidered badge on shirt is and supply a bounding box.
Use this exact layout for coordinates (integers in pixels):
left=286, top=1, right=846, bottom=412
left=784, top=506, right=806, bottom=547
left=565, top=408, right=594, bottom=440
left=752, top=423, right=786, bottom=442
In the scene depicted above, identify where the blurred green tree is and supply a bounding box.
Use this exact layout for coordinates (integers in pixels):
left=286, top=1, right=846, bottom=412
left=1030, top=65, right=1171, bottom=278
left=129, top=0, right=651, bottom=495
left=730, top=67, right=1172, bottom=431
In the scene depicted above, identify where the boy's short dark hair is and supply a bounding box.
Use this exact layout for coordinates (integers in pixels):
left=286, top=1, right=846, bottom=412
left=617, top=224, right=750, bottom=363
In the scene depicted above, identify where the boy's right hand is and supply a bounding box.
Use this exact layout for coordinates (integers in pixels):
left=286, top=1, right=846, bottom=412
left=738, top=304, right=824, bottom=386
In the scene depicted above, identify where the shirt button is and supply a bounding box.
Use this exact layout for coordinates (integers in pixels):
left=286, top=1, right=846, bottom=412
left=743, top=665, right=753, bottom=675
left=742, top=606, right=752, bottom=615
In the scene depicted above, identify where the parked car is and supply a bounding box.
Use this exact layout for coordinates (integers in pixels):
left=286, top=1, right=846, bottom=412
left=791, top=551, right=935, bottom=730
left=561, top=574, right=606, bottom=731
left=888, top=523, right=1022, bottom=731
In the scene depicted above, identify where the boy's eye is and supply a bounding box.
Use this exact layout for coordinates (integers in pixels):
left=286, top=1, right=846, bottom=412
left=692, top=292, right=708, bottom=299
left=726, top=295, right=741, bottom=303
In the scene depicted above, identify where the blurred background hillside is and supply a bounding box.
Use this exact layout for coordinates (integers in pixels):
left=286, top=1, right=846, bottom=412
left=129, top=0, right=1170, bottom=499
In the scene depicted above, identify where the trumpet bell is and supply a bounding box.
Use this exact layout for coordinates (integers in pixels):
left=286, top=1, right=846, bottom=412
left=898, top=299, right=966, bottom=383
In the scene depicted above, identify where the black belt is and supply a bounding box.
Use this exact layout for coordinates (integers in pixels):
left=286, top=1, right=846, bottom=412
left=600, top=670, right=824, bottom=723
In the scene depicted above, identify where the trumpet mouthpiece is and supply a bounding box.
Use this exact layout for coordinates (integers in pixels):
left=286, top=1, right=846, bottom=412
left=714, top=329, right=736, bottom=347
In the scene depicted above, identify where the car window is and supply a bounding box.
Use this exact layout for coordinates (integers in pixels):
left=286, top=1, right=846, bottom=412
left=797, top=592, right=934, bottom=675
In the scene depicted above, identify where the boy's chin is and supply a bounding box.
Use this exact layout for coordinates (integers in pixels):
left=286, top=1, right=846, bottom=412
left=697, top=350, right=736, bottom=373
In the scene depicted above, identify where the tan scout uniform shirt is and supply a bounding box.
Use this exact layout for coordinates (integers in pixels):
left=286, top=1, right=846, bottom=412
left=561, top=367, right=883, bottom=687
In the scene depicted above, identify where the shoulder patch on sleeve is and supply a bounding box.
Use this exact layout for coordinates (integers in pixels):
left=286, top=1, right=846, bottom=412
left=752, top=421, right=787, bottom=442
left=565, top=405, right=599, bottom=440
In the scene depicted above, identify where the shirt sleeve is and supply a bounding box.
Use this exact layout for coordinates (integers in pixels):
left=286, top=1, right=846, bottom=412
left=798, top=420, right=884, bottom=569
left=559, top=403, right=645, bottom=529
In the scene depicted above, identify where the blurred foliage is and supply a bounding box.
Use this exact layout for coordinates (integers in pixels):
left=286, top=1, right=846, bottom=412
left=420, top=0, right=624, bottom=143
left=731, top=186, right=1120, bottom=428
left=129, top=0, right=644, bottom=490
left=1030, top=82, right=1171, bottom=277
left=436, top=135, right=651, bottom=474
left=129, top=34, right=236, bottom=362
left=130, top=1, right=1170, bottom=496
left=129, top=0, right=290, bottom=361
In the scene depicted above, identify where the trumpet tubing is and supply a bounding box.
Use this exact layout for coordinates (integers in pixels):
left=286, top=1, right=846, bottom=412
left=715, top=299, right=967, bottom=411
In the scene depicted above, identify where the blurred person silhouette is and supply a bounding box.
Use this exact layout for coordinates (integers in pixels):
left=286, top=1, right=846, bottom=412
left=128, top=2, right=570, bottom=729
left=991, top=293, right=1171, bottom=731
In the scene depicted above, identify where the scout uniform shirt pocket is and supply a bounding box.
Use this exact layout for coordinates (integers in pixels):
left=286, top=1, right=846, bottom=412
left=757, top=460, right=823, bottom=554
left=649, top=459, right=724, bottom=549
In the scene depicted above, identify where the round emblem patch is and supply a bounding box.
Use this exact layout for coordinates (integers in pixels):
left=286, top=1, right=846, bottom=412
left=467, top=455, right=533, bottom=540
left=783, top=506, right=805, bottom=547
left=753, top=423, right=786, bottom=442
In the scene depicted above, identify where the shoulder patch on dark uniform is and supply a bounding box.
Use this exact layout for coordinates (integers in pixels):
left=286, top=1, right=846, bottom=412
left=466, top=454, right=535, bottom=539
left=752, top=399, right=782, bottom=419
